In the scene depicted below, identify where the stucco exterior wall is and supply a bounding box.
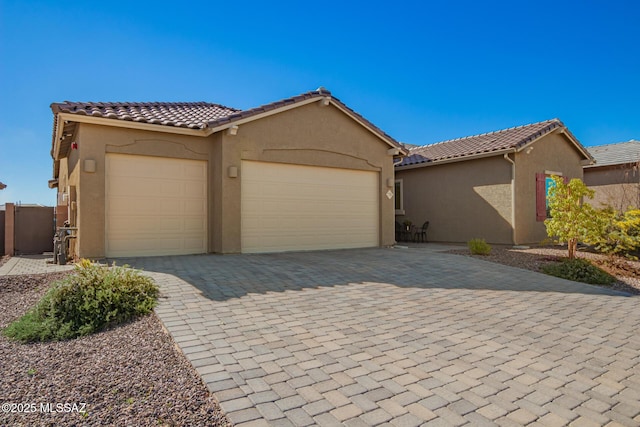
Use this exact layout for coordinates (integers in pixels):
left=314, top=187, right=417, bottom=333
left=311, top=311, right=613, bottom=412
left=396, top=156, right=513, bottom=244
left=513, top=132, right=585, bottom=244
left=584, top=165, right=639, bottom=211
left=70, top=124, right=213, bottom=258
left=220, top=102, right=395, bottom=252
left=58, top=101, right=395, bottom=257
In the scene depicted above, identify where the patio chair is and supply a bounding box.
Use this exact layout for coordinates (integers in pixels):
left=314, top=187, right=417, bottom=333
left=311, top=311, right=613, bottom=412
left=414, top=221, right=429, bottom=243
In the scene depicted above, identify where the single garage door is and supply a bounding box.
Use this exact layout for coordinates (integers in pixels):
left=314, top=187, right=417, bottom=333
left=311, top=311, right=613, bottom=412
left=105, top=154, right=207, bottom=257
left=241, top=161, right=379, bottom=253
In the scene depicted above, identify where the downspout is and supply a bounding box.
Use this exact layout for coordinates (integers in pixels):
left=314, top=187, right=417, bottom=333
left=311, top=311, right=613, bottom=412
left=503, top=153, right=517, bottom=245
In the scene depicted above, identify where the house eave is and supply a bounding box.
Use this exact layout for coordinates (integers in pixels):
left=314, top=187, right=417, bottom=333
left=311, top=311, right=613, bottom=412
left=204, top=96, right=407, bottom=153
left=54, top=97, right=407, bottom=160
left=395, top=148, right=514, bottom=171
left=56, top=112, right=210, bottom=138
left=515, top=127, right=594, bottom=163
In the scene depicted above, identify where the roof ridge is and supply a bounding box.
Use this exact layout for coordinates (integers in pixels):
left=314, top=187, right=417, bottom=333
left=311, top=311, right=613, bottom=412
left=414, top=118, right=561, bottom=150
left=589, top=140, right=640, bottom=149
left=53, top=100, right=241, bottom=110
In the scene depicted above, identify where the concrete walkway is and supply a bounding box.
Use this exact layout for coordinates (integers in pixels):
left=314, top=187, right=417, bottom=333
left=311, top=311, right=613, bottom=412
left=0, top=254, right=74, bottom=276
left=3, top=246, right=639, bottom=426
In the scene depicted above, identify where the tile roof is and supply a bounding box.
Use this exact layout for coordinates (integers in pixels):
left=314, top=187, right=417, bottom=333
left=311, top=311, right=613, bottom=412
left=50, top=101, right=241, bottom=130
left=398, top=119, right=582, bottom=167
left=50, top=88, right=405, bottom=179
left=51, top=87, right=402, bottom=149
left=584, top=140, right=640, bottom=168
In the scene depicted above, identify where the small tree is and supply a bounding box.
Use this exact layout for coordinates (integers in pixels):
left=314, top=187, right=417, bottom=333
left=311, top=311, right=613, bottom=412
left=544, top=176, right=598, bottom=259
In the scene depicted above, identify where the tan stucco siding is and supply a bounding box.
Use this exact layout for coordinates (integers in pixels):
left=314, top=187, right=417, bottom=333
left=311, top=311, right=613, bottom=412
left=513, top=132, right=585, bottom=244
left=396, top=156, right=513, bottom=244
left=584, top=166, right=640, bottom=211
left=72, top=124, right=214, bottom=258
left=60, top=101, right=395, bottom=257
left=220, top=102, right=396, bottom=252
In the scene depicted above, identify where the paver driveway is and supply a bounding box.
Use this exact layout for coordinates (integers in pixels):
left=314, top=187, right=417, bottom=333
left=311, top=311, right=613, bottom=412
left=118, top=246, right=640, bottom=427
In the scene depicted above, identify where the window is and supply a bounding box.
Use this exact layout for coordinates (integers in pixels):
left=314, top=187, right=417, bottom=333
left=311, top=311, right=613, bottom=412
left=394, top=179, right=404, bottom=215
left=536, top=172, right=565, bottom=221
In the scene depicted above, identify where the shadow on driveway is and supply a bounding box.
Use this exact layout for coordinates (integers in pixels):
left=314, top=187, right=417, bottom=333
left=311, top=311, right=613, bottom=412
left=112, top=246, right=631, bottom=302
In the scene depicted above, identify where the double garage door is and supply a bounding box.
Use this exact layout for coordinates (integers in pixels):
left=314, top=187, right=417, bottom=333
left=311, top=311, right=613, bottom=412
left=105, top=155, right=379, bottom=256
left=241, top=161, right=379, bottom=253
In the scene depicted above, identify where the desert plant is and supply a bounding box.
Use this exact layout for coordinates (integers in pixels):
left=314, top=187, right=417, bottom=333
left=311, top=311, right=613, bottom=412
left=590, top=207, right=640, bottom=259
left=544, top=176, right=599, bottom=259
left=3, top=261, right=158, bottom=342
left=468, top=238, right=491, bottom=255
left=541, top=258, right=615, bottom=285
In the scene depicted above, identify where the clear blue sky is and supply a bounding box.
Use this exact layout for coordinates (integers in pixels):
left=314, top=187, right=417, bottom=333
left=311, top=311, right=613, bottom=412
left=1, top=0, right=638, bottom=205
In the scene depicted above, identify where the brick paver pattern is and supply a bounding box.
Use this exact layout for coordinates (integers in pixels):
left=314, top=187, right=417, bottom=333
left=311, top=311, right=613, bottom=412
left=113, top=246, right=637, bottom=426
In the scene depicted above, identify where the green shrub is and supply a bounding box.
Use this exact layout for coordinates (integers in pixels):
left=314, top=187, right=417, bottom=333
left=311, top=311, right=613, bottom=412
left=590, top=207, right=640, bottom=259
left=468, top=238, right=491, bottom=255
left=541, top=258, right=615, bottom=285
left=3, top=261, right=158, bottom=342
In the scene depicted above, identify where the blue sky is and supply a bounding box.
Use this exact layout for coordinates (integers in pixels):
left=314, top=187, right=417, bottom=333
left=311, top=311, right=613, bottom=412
left=1, top=0, right=638, bottom=205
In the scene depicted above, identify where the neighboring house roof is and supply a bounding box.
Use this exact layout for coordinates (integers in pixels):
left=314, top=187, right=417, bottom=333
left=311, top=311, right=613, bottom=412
left=50, top=88, right=405, bottom=166
left=584, top=140, right=640, bottom=168
left=398, top=119, right=592, bottom=168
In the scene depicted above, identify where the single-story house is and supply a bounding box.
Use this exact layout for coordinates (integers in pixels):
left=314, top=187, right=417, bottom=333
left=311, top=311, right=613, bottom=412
left=49, top=88, right=407, bottom=258
left=583, top=140, right=639, bottom=212
left=395, top=119, right=593, bottom=245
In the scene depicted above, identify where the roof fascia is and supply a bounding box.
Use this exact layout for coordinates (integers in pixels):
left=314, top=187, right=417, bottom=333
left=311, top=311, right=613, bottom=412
left=328, top=100, right=407, bottom=152
left=202, top=96, right=323, bottom=135
left=515, top=127, right=593, bottom=163
left=395, top=147, right=514, bottom=171
left=56, top=112, right=210, bottom=137
left=584, top=161, right=636, bottom=169
left=53, top=115, right=64, bottom=162
left=203, top=97, right=406, bottom=153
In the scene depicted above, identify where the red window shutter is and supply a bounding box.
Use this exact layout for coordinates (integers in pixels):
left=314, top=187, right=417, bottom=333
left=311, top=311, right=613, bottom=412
left=536, top=173, right=546, bottom=222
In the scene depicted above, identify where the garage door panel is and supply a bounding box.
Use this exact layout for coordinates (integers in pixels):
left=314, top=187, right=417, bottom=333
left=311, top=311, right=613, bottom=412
left=184, top=218, right=207, bottom=232
left=241, top=161, right=378, bottom=253
left=183, top=199, right=207, bottom=214
left=106, top=154, right=207, bottom=257
left=184, top=182, right=207, bottom=197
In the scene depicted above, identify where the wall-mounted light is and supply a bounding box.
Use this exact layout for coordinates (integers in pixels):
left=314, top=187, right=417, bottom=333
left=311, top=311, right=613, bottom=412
left=227, top=125, right=239, bottom=136
left=319, top=97, right=331, bottom=107
left=228, top=166, right=238, bottom=178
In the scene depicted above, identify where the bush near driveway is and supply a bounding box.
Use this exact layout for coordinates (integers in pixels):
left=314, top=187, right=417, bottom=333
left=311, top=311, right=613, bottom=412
left=3, top=260, right=159, bottom=342
left=468, top=238, right=491, bottom=255
left=542, top=257, right=615, bottom=285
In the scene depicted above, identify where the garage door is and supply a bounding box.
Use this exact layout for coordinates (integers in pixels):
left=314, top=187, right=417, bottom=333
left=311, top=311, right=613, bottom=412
left=105, top=154, right=207, bottom=257
left=241, top=161, right=379, bottom=253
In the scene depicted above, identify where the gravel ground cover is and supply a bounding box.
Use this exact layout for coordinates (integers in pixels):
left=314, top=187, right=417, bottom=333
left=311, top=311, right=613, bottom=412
left=0, top=272, right=232, bottom=427
left=448, top=246, right=640, bottom=295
